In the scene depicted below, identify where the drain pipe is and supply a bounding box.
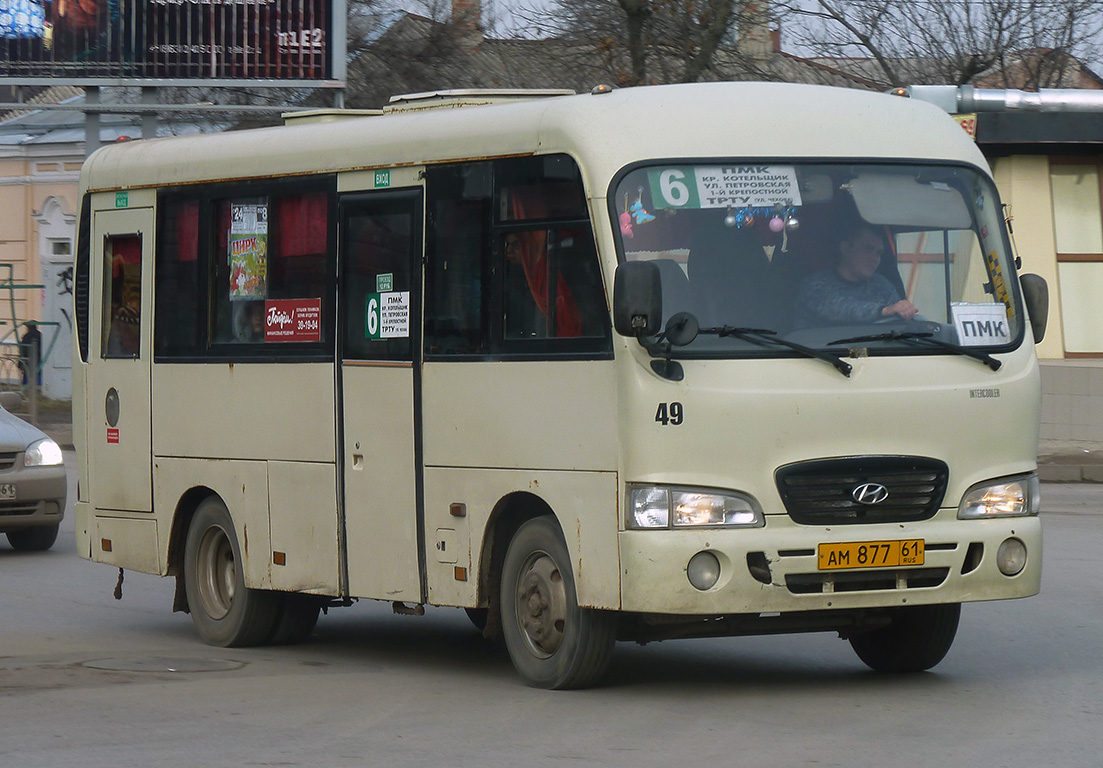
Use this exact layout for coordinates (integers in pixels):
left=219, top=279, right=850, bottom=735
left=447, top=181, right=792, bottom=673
left=899, top=84, right=1103, bottom=114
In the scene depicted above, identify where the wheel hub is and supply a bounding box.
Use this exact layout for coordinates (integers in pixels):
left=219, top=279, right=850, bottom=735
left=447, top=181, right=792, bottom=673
left=196, top=525, right=236, bottom=620
left=515, top=552, right=567, bottom=658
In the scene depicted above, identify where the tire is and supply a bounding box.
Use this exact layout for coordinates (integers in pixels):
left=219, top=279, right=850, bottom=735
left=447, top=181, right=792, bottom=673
left=268, top=594, right=321, bottom=645
left=500, top=516, right=617, bottom=689
left=184, top=496, right=278, bottom=647
left=849, top=603, right=961, bottom=673
left=6, top=524, right=59, bottom=551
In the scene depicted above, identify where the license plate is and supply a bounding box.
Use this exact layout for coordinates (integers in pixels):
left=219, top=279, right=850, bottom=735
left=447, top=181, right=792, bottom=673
left=818, top=539, right=924, bottom=570
left=0, top=483, right=15, bottom=500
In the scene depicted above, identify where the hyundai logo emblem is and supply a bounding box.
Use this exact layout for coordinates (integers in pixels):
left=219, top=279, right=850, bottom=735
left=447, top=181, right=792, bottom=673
left=852, top=482, right=890, bottom=505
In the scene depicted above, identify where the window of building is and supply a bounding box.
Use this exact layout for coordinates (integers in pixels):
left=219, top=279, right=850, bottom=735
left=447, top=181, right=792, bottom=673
left=1050, top=161, right=1103, bottom=355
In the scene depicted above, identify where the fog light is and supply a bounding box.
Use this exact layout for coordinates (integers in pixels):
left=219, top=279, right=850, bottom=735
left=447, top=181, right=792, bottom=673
left=996, top=538, right=1027, bottom=576
left=687, top=551, right=721, bottom=591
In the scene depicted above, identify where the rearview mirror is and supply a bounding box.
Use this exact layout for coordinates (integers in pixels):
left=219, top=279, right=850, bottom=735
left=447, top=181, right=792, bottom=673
left=664, top=312, right=699, bottom=346
left=613, top=261, right=662, bottom=337
left=1020, top=273, right=1048, bottom=344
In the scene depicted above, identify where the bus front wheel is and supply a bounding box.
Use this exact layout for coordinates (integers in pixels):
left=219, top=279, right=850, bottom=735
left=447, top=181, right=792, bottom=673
left=849, top=603, right=961, bottom=673
left=184, top=496, right=279, bottom=647
left=500, top=516, right=616, bottom=689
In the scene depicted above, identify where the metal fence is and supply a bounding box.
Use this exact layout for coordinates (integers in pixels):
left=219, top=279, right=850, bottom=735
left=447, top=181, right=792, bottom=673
left=1, top=0, right=332, bottom=80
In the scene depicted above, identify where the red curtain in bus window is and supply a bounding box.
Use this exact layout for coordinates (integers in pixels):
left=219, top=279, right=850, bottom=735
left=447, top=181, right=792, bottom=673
left=509, top=191, right=581, bottom=338
left=275, top=193, right=327, bottom=257
left=111, top=235, right=141, bottom=280
left=177, top=200, right=199, bottom=262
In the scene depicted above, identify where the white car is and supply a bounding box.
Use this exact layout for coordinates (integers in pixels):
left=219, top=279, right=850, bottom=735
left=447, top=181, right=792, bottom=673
left=0, top=393, right=66, bottom=551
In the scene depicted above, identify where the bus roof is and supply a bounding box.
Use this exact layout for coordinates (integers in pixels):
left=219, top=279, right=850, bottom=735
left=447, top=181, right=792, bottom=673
left=80, top=81, right=988, bottom=197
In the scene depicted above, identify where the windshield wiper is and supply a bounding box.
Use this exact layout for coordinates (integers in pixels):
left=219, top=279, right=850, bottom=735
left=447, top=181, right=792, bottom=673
left=828, top=330, right=1001, bottom=371
left=702, top=326, right=853, bottom=378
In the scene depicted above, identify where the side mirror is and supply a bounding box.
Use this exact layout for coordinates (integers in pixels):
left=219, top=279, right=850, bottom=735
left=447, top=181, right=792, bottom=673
left=0, top=391, right=23, bottom=411
left=613, top=261, right=662, bottom=337
left=1020, top=273, right=1049, bottom=344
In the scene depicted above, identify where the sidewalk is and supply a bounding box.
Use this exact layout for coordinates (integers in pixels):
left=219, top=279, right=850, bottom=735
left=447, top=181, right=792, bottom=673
left=1037, top=439, right=1103, bottom=483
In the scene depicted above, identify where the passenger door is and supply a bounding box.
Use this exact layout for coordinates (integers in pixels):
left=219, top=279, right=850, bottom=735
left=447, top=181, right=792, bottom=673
left=87, top=205, right=154, bottom=512
left=339, top=189, right=424, bottom=601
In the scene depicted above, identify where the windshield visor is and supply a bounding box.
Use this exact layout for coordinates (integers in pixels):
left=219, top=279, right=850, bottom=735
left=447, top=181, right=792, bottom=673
left=612, top=163, right=1024, bottom=356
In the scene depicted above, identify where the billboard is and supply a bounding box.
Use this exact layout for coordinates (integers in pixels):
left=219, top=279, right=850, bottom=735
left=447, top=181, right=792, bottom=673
left=0, top=0, right=333, bottom=80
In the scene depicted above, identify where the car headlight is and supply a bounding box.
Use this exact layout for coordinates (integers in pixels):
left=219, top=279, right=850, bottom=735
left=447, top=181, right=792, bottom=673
left=25, top=438, right=64, bottom=467
left=628, top=485, right=763, bottom=529
left=958, top=473, right=1040, bottom=519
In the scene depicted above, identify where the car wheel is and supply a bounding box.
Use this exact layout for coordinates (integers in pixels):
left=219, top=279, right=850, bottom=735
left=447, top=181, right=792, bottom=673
left=849, top=603, right=961, bottom=673
left=500, top=516, right=617, bottom=689
left=6, top=524, right=59, bottom=551
left=184, top=496, right=278, bottom=647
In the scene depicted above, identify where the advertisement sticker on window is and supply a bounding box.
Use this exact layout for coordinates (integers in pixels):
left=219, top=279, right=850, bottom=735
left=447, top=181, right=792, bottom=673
left=229, top=200, right=268, bottom=300
left=265, top=298, right=322, bottom=343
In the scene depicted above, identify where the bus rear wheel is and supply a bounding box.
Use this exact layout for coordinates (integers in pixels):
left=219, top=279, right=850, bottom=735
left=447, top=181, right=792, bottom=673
left=184, top=496, right=278, bottom=647
left=500, top=516, right=616, bottom=689
left=849, top=603, right=961, bottom=673
left=268, top=594, right=321, bottom=645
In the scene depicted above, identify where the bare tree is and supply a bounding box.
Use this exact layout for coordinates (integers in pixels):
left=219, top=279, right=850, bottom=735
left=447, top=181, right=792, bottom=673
left=520, top=0, right=756, bottom=86
left=776, top=0, right=1103, bottom=88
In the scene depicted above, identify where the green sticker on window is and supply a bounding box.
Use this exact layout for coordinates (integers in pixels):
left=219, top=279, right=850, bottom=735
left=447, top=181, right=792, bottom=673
left=376, top=273, right=393, bottom=291
left=115, top=191, right=129, bottom=208
left=374, top=170, right=391, bottom=188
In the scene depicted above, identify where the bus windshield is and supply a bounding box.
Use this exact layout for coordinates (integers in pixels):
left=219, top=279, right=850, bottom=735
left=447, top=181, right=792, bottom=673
left=612, top=162, right=1024, bottom=357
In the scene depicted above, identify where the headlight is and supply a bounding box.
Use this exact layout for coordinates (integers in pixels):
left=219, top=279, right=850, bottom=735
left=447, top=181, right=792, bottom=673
left=629, top=485, right=763, bottom=529
left=958, top=474, right=1040, bottom=519
left=25, top=438, right=64, bottom=467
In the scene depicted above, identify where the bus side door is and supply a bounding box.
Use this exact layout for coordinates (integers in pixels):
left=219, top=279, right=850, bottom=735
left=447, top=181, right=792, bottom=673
left=338, top=188, right=424, bottom=602
left=87, top=204, right=154, bottom=512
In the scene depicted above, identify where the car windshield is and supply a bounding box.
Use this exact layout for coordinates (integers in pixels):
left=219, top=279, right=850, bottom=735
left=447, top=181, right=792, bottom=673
left=612, top=162, right=1024, bottom=357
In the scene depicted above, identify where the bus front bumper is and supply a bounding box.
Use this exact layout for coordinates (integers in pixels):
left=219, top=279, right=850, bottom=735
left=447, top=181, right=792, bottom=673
left=617, top=514, right=1041, bottom=615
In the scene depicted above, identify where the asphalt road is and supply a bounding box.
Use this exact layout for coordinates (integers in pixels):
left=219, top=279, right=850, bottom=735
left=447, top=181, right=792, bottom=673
left=2, top=458, right=1101, bottom=768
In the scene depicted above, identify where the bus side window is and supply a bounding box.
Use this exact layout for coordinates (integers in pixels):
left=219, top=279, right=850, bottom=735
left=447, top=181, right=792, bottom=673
left=503, top=227, right=604, bottom=339
left=499, top=158, right=605, bottom=342
left=425, top=156, right=610, bottom=356
left=211, top=191, right=330, bottom=346
left=425, top=164, right=491, bottom=355
left=154, top=199, right=200, bottom=356
left=343, top=202, right=415, bottom=361
left=103, top=234, right=142, bottom=358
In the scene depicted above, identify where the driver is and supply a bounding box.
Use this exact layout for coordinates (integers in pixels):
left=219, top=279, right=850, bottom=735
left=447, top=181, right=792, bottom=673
left=792, top=220, right=918, bottom=328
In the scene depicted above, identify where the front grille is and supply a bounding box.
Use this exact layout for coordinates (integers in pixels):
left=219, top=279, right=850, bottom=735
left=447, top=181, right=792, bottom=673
left=786, top=568, right=949, bottom=594
left=0, top=453, right=17, bottom=471
left=776, top=456, right=948, bottom=525
left=0, top=502, right=40, bottom=517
